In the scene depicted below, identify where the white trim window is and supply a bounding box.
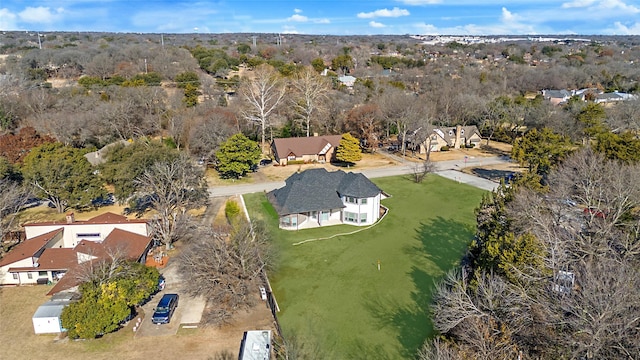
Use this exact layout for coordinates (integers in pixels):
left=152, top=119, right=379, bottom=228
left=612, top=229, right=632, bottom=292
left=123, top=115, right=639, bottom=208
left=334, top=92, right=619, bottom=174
left=360, top=213, right=367, bottom=223
left=344, top=211, right=357, bottom=223
left=360, top=198, right=367, bottom=205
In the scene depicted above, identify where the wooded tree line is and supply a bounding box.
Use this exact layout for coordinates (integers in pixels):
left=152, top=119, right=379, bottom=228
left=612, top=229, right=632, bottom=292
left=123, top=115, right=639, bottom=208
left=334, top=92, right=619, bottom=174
left=2, top=33, right=638, bottom=156
left=421, top=141, right=640, bottom=358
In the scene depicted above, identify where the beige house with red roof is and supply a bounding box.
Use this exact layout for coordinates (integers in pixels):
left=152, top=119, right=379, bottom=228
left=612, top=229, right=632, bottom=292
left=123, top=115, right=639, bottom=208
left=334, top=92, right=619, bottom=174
left=271, top=135, right=343, bottom=166
left=0, top=212, right=152, bottom=295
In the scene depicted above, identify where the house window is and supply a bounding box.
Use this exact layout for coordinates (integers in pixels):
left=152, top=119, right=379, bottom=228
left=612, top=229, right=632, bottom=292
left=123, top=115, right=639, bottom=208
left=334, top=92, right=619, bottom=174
left=27, top=273, right=33, bottom=279
left=12, top=273, right=18, bottom=280
left=287, top=155, right=296, bottom=161
left=344, top=212, right=357, bottom=223
left=346, top=196, right=357, bottom=204
left=77, top=233, right=101, bottom=238
left=39, top=271, right=48, bottom=277
left=360, top=198, right=367, bottom=205
left=281, top=215, right=297, bottom=227
left=360, top=213, right=367, bottom=223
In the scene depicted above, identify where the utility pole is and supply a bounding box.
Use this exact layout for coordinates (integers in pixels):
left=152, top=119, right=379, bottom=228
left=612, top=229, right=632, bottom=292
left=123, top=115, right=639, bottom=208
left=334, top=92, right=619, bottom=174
left=37, top=33, right=42, bottom=49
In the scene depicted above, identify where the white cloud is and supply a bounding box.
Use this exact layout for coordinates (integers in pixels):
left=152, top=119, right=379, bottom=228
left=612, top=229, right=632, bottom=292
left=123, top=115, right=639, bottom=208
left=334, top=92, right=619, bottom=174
left=18, top=6, right=64, bottom=24
left=287, top=14, right=308, bottom=22
left=562, top=0, right=639, bottom=12
left=396, top=0, right=442, bottom=4
left=562, top=0, right=597, bottom=8
left=599, top=0, right=639, bottom=12
left=281, top=25, right=299, bottom=34
left=315, top=18, right=331, bottom=24
left=357, top=7, right=410, bottom=19
left=369, top=21, right=386, bottom=28
left=608, top=21, right=640, bottom=34
left=501, top=7, right=515, bottom=21
left=294, top=8, right=302, bottom=14
left=0, top=8, right=18, bottom=30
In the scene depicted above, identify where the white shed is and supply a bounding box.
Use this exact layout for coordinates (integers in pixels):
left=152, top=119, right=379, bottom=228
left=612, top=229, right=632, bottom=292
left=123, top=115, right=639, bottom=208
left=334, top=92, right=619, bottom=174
left=239, top=330, right=272, bottom=360
left=32, top=293, right=76, bottom=334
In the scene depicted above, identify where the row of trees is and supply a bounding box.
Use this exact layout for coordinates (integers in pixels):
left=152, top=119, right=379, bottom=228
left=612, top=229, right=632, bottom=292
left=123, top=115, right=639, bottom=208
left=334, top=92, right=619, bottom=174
left=421, top=130, right=640, bottom=358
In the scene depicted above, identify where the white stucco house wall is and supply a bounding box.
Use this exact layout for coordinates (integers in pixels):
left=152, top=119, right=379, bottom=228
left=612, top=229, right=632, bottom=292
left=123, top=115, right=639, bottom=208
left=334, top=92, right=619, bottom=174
left=0, top=212, right=152, bottom=294
left=267, top=169, right=387, bottom=230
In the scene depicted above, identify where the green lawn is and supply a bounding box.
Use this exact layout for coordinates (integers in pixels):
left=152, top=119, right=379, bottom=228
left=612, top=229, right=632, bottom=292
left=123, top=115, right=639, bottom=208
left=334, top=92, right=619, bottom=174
left=244, top=174, right=486, bottom=359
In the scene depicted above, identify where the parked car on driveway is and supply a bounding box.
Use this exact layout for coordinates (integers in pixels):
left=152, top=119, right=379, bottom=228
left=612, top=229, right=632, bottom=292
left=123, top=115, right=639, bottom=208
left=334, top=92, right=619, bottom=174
left=151, top=294, right=179, bottom=324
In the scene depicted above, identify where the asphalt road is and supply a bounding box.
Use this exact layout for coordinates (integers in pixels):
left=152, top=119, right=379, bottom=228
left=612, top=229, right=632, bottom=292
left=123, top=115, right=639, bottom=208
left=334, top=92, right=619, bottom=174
left=207, top=156, right=510, bottom=197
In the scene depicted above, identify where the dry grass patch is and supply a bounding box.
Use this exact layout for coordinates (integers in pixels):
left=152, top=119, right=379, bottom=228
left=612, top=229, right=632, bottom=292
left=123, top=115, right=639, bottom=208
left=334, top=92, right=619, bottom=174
left=0, top=285, right=273, bottom=360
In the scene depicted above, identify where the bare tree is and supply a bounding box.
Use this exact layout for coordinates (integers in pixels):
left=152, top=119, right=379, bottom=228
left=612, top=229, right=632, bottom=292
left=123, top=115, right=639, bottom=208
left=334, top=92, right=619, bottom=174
left=240, top=64, right=286, bottom=151
left=431, top=270, right=524, bottom=360
left=412, top=159, right=435, bottom=183
left=290, top=66, right=330, bottom=137
left=417, top=338, right=461, bottom=360
left=377, top=87, right=429, bottom=156
left=74, top=245, right=129, bottom=285
left=178, top=220, right=271, bottom=324
left=0, top=179, right=30, bottom=246
left=134, top=155, right=208, bottom=249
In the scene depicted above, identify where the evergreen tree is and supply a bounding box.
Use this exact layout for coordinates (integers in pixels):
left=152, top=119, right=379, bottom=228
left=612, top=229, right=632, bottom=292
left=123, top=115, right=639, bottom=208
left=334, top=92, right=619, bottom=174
left=335, top=133, right=362, bottom=165
left=215, top=134, right=261, bottom=179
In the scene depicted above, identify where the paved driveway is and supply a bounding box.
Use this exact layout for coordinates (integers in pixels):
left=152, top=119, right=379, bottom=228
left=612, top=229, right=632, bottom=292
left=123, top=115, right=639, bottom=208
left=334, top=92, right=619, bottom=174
left=135, top=259, right=206, bottom=337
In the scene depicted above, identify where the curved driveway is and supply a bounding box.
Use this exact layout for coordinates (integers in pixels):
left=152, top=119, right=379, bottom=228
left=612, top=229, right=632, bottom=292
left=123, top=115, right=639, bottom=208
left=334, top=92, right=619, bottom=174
left=207, top=156, right=509, bottom=197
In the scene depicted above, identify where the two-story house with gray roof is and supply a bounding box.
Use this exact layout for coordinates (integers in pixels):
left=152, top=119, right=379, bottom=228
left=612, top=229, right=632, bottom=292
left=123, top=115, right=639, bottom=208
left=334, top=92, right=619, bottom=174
left=267, top=169, right=386, bottom=230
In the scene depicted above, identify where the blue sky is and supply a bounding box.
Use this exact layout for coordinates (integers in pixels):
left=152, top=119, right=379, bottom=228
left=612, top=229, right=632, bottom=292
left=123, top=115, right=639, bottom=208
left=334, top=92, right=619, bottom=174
left=1, top=1, right=639, bottom=35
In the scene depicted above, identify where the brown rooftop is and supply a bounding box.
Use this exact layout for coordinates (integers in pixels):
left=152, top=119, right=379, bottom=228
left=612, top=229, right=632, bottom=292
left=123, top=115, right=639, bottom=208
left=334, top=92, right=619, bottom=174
left=0, top=229, right=62, bottom=267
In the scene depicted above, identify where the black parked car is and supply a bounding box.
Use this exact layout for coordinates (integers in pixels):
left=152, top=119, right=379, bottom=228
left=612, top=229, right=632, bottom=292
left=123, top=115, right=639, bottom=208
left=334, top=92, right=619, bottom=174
left=259, top=159, right=273, bottom=166
left=151, top=293, right=179, bottom=324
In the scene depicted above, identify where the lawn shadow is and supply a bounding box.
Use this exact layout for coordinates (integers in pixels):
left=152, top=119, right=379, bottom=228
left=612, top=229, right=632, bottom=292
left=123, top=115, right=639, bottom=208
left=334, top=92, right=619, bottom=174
left=362, top=267, right=434, bottom=358
left=346, top=337, right=395, bottom=360
left=364, top=217, right=475, bottom=357
left=409, top=217, right=475, bottom=272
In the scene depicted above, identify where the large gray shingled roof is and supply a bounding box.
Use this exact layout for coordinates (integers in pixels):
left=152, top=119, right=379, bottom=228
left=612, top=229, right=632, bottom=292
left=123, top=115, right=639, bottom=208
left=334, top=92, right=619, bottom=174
left=267, top=168, right=381, bottom=216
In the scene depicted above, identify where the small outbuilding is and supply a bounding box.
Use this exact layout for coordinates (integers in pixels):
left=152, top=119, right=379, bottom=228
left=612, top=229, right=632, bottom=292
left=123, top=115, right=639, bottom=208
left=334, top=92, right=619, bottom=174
left=32, top=292, right=77, bottom=334
left=239, top=330, right=271, bottom=360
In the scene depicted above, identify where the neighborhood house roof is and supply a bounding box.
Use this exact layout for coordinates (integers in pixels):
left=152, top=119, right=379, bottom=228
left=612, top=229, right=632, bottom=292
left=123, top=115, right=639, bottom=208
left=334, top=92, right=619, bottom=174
left=543, top=89, right=572, bottom=99
left=437, top=126, right=481, bottom=144
left=24, top=212, right=148, bottom=227
left=267, top=168, right=381, bottom=215
left=28, top=248, right=77, bottom=271
left=0, top=229, right=62, bottom=267
left=46, top=228, right=152, bottom=295
left=271, top=135, right=343, bottom=161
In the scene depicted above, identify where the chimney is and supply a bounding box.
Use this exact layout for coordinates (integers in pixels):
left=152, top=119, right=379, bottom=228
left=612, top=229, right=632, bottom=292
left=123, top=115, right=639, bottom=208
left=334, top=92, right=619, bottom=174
left=66, top=213, right=75, bottom=224
left=454, top=125, right=462, bottom=149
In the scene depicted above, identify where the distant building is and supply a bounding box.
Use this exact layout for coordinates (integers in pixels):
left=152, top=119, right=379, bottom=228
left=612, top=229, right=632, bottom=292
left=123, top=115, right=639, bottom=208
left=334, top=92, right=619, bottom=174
left=271, top=135, right=343, bottom=166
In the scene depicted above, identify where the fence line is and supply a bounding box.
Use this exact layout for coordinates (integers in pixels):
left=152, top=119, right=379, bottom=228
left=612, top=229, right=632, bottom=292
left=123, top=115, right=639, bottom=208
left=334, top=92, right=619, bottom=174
left=239, top=194, right=283, bottom=337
